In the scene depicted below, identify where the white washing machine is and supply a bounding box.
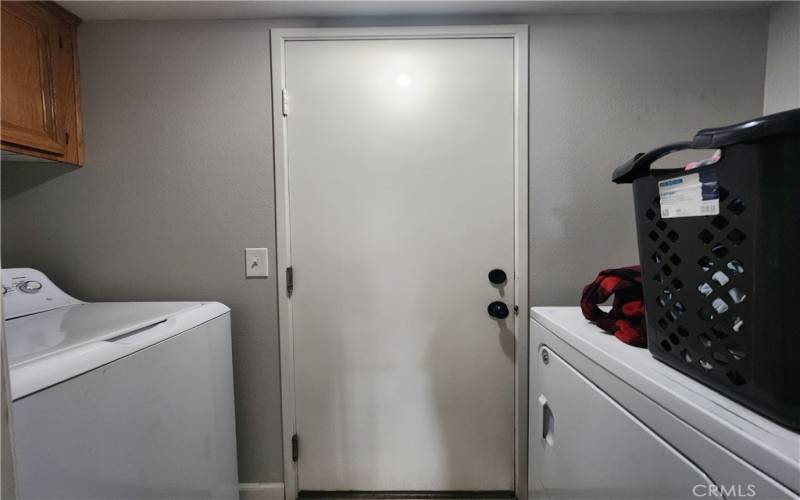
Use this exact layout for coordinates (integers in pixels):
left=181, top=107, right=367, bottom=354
left=529, top=307, right=800, bottom=500
left=3, top=268, right=239, bottom=499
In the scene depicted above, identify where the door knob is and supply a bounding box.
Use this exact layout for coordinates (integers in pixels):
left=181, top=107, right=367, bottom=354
left=487, top=301, right=509, bottom=319
left=488, top=269, right=507, bottom=285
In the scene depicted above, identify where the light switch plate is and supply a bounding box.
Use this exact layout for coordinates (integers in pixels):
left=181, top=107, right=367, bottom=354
left=245, top=248, right=269, bottom=278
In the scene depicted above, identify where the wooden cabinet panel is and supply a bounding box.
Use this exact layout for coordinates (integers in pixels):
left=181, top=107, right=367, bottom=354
left=52, top=21, right=83, bottom=164
left=1, top=1, right=83, bottom=165
left=1, top=2, right=63, bottom=155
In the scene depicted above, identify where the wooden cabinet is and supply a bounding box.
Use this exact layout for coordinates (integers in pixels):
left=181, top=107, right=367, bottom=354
left=1, top=1, right=83, bottom=165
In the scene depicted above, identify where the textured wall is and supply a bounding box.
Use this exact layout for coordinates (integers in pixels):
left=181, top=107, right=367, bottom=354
left=764, top=2, right=800, bottom=114
left=2, top=10, right=768, bottom=483
left=526, top=11, right=767, bottom=305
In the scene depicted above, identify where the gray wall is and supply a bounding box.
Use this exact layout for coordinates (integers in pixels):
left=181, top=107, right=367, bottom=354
left=526, top=12, right=767, bottom=305
left=764, top=1, right=800, bottom=114
left=2, top=20, right=290, bottom=482
left=1, top=10, right=768, bottom=483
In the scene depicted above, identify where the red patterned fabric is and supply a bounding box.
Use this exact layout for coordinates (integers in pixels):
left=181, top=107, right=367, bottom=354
left=580, top=266, right=647, bottom=347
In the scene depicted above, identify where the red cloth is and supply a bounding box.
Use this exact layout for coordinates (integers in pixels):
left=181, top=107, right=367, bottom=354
left=580, top=266, right=647, bottom=347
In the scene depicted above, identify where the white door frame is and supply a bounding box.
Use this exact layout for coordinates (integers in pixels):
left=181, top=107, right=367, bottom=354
left=270, top=25, right=529, bottom=500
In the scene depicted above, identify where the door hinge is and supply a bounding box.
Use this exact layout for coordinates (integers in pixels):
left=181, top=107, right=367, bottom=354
left=291, top=433, right=299, bottom=462
left=286, top=266, right=294, bottom=297
left=64, top=132, right=69, bottom=145
left=282, top=88, right=289, bottom=116
left=514, top=305, right=519, bottom=316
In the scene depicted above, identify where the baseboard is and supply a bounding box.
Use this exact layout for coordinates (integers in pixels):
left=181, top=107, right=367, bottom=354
left=240, top=482, right=285, bottom=500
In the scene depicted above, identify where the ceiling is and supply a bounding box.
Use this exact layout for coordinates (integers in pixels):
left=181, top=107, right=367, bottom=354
left=58, top=1, right=769, bottom=21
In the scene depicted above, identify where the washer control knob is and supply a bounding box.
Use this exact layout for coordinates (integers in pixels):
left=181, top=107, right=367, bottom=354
left=18, top=280, right=43, bottom=294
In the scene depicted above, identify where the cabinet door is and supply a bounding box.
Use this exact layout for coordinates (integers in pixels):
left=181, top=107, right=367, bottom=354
left=1, top=2, right=65, bottom=156
left=530, top=345, right=718, bottom=500
left=51, top=20, right=83, bottom=164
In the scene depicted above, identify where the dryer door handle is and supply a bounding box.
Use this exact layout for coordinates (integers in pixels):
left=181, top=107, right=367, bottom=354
left=538, top=394, right=555, bottom=446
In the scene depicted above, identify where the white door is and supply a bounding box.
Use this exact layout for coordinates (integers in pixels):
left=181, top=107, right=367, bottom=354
left=283, top=35, right=517, bottom=492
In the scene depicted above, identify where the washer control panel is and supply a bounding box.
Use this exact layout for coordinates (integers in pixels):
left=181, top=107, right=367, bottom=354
left=2, top=268, right=81, bottom=320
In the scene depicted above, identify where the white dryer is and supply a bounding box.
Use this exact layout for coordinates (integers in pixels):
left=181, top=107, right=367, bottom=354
left=3, top=268, right=238, bottom=499
left=529, top=307, right=800, bottom=500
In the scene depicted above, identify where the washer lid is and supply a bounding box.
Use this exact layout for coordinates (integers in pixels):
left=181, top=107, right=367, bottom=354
left=6, top=301, right=230, bottom=400
left=5, top=302, right=201, bottom=367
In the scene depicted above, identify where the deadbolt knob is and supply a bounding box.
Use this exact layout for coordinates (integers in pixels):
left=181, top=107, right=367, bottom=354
left=488, top=301, right=510, bottom=319
left=488, top=269, right=507, bottom=284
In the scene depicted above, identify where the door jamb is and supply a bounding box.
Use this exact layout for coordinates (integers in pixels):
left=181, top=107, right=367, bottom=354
left=270, top=25, right=529, bottom=500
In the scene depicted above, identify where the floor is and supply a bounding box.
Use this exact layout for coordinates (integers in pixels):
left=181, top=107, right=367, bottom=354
left=299, top=496, right=515, bottom=500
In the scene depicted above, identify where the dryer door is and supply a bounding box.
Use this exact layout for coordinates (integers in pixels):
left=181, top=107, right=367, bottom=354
left=530, top=345, right=718, bottom=500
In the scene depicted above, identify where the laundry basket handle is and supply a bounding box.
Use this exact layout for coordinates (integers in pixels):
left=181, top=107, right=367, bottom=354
left=612, top=141, right=691, bottom=184
left=612, top=108, right=800, bottom=184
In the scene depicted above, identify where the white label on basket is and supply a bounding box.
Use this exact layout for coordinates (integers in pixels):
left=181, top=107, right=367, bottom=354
left=658, top=170, right=719, bottom=218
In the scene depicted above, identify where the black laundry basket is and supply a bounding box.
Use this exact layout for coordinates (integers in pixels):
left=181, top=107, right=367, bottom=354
left=612, top=108, right=800, bottom=430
